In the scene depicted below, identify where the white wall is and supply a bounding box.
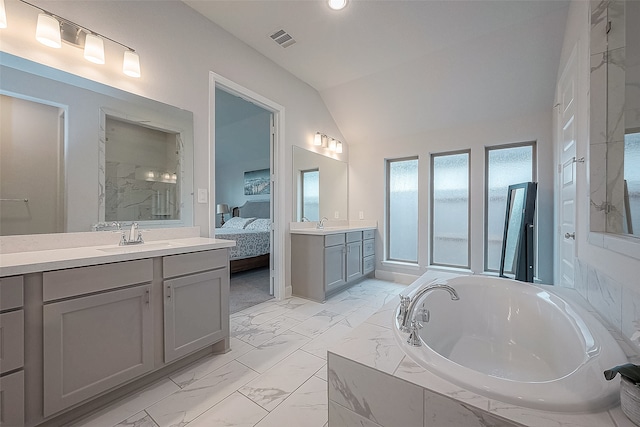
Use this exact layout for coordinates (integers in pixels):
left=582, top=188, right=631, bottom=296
left=555, top=0, right=640, bottom=352
left=350, top=111, right=554, bottom=284
left=1, top=0, right=347, bottom=292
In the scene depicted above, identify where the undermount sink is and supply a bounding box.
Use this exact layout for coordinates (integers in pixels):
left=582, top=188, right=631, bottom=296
left=97, top=242, right=183, bottom=253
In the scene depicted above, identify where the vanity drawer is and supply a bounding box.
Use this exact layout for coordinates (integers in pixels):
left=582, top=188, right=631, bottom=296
left=325, top=233, right=345, bottom=247
left=0, top=370, right=24, bottom=427
left=0, top=276, right=23, bottom=311
left=43, top=259, right=153, bottom=302
left=0, top=310, right=24, bottom=374
left=363, top=239, right=375, bottom=257
left=363, top=229, right=375, bottom=240
left=363, top=255, right=375, bottom=275
left=346, top=231, right=362, bottom=243
left=163, top=249, right=227, bottom=279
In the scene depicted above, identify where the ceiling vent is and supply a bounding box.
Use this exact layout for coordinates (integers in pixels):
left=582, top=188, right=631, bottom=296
left=270, top=29, right=296, bottom=48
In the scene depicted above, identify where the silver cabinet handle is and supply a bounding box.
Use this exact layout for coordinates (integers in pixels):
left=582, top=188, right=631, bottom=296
left=564, top=232, right=575, bottom=240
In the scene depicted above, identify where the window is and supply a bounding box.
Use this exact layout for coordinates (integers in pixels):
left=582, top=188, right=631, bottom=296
left=431, top=151, right=470, bottom=268
left=386, top=157, right=419, bottom=263
left=485, top=142, right=535, bottom=271
left=624, top=131, right=640, bottom=235
left=301, top=169, right=319, bottom=221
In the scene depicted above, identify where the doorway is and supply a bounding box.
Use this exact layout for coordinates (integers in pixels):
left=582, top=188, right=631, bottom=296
left=209, top=72, right=285, bottom=308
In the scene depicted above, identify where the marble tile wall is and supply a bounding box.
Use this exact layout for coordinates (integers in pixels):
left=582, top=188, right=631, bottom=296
left=575, top=258, right=640, bottom=359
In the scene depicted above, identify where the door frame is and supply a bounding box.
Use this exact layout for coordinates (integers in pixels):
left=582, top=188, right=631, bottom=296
left=554, top=42, right=578, bottom=287
left=208, top=72, right=286, bottom=300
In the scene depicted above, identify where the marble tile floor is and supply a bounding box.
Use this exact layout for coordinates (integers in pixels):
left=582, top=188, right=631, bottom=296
left=71, top=278, right=407, bottom=427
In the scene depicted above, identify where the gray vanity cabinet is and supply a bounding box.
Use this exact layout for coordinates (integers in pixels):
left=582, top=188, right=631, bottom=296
left=345, top=232, right=363, bottom=282
left=162, top=250, right=229, bottom=363
left=42, top=260, right=154, bottom=417
left=292, top=229, right=375, bottom=302
left=0, top=275, right=25, bottom=427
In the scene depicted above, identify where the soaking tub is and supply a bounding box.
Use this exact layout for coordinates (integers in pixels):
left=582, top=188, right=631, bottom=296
left=394, top=275, right=628, bottom=413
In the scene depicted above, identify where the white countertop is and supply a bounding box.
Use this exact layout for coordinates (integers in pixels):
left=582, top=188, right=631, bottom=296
left=0, top=237, right=235, bottom=277
left=289, top=220, right=377, bottom=236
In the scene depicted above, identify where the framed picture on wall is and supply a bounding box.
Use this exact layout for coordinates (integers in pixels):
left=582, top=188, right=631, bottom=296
left=244, top=168, right=270, bottom=195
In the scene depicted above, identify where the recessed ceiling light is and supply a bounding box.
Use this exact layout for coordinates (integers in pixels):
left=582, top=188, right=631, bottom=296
left=327, top=0, right=347, bottom=11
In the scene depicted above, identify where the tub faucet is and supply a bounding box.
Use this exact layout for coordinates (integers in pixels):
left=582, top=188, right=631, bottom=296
left=317, top=217, right=329, bottom=229
left=120, top=222, right=144, bottom=246
left=399, top=283, right=459, bottom=346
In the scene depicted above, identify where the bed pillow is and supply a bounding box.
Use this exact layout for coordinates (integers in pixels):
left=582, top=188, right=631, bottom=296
left=221, top=217, right=256, bottom=229
left=244, top=218, right=271, bottom=231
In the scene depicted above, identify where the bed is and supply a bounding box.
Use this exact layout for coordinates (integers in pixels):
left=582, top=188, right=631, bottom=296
left=215, top=200, right=271, bottom=273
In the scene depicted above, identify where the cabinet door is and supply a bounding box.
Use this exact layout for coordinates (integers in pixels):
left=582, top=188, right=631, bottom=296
left=164, top=269, right=228, bottom=363
left=346, top=241, right=363, bottom=282
left=43, top=285, right=153, bottom=417
left=0, top=310, right=24, bottom=374
left=324, top=245, right=346, bottom=292
left=0, top=370, right=24, bottom=427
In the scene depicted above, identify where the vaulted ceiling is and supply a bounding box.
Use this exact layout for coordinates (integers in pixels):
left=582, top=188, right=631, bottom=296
left=185, top=0, right=570, bottom=145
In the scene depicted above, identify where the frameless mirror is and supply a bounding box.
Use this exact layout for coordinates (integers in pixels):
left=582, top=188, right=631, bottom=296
left=500, top=182, right=537, bottom=282
left=591, top=0, right=640, bottom=237
left=0, top=53, right=194, bottom=235
left=292, top=146, right=347, bottom=222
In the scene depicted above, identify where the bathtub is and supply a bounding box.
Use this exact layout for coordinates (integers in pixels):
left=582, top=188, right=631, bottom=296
left=393, top=274, right=628, bottom=413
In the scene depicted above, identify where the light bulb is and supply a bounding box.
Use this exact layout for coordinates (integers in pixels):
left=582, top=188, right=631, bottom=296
left=84, top=33, right=105, bottom=64
left=0, top=0, right=7, bottom=29
left=328, top=0, right=347, bottom=10
left=36, top=14, right=61, bottom=48
left=123, top=50, right=141, bottom=78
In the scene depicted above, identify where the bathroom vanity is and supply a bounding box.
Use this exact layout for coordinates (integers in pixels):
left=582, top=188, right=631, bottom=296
left=290, top=225, right=376, bottom=302
left=0, top=229, right=234, bottom=427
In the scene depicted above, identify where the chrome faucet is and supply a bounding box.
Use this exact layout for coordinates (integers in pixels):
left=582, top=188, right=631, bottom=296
left=120, top=222, right=144, bottom=246
left=398, top=283, right=459, bottom=347
left=317, top=217, right=329, bottom=229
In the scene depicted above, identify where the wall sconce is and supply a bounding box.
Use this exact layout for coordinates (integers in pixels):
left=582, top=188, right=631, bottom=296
left=336, top=141, right=343, bottom=153
left=216, top=203, right=230, bottom=226
left=7, top=0, right=141, bottom=77
left=328, top=138, right=337, bottom=151
left=313, top=132, right=322, bottom=146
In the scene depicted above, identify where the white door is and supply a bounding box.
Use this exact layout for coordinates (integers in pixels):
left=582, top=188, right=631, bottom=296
left=557, top=46, right=578, bottom=288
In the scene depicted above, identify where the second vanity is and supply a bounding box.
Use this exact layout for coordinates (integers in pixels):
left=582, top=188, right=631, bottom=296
left=0, top=228, right=234, bottom=427
left=290, top=223, right=377, bottom=302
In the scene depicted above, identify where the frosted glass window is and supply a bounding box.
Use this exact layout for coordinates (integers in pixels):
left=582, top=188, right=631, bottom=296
left=431, top=151, right=469, bottom=268
left=624, top=132, right=640, bottom=236
left=387, top=158, right=419, bottom=262
left=301, top=169, right=319, bottom=221
left=485, top=144, right=534, bottom=271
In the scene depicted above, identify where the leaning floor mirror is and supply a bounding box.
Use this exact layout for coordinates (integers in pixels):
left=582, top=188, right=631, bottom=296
left=499, top=182, right=537, bottom=282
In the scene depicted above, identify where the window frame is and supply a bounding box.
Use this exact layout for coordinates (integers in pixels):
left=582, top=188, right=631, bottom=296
left=385, top=156, right=419, bottom=264
left=484, top=141, right=537, bottom=273
left=430, top=149, right=471, bottom=269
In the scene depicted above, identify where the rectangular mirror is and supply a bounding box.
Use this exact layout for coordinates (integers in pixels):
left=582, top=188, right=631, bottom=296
left=292, top=146, right=347, bottom=222
left=0, top=53, right=194, bottom=235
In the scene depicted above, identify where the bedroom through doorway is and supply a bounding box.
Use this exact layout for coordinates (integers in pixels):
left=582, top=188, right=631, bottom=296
left=214, top=87, right=274, bottom=313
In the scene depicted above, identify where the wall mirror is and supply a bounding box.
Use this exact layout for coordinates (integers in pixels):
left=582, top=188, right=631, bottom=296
left=0, top=53, right=194, bottom=235
left=500, top=182, right=537, bottom=282
left=292, top=146, right=348, bottom=222
left=591, top=0, right=640, bottom=238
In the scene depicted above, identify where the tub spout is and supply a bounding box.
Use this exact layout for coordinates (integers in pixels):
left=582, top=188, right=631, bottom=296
left=399, top=283, right=459, bottom=336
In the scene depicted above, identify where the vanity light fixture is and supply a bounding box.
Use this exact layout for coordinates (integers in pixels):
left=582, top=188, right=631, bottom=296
left=314, top=131, right=343, bottom=153
left=328, top=0, right=348, bottom=11
left=18, top=0, right=141, bottom=77
left=0, top=0, right=8, bottom=29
